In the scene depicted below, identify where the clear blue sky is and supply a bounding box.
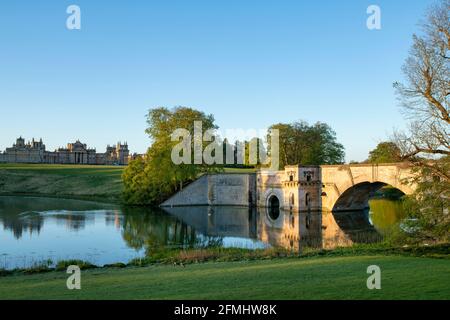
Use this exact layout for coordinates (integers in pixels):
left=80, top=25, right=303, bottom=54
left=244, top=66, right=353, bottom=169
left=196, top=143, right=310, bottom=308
left=0, top=0, right=434, bottom=161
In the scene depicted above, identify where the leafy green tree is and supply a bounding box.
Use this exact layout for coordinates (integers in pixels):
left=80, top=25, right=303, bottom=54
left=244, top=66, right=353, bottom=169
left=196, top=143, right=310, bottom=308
left=368, top=142, right=402, bottom=164
left=268, top=121, right=345, bottom=168
left=121, top=155, right=151, bottom=205
left=243, top=138, right=266, bottom=167
left=402, top=156, right=450, bottom=243
left=122, top=107, right=221, bottom=205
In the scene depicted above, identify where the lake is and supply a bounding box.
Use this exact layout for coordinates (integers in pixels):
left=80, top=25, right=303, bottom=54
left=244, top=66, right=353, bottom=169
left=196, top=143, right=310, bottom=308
left=0, top=196, right=405, bottom=269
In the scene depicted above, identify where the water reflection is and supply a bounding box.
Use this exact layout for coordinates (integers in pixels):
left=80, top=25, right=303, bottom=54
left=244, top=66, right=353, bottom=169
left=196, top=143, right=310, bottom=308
left=369, top=199, right=406, bottom=234
left=0, top=196, right=115, bottom=239
left=0, top=196, right=405, bottom=269
left=121, top=206, right=200, bottom=252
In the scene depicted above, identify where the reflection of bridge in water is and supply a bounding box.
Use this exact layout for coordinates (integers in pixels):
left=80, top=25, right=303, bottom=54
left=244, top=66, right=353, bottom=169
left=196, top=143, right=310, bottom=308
left=162, top=206, right=382, bottom=250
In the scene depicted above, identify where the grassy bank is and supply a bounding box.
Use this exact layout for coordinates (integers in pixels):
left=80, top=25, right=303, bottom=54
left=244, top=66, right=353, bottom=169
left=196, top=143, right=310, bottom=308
left=0, top=163, right=124, bottom=203
left=0, top=164, right=257, bottom=203
left=0, top=255, right=449, bottom=299
left=2, top=243, right=448, bottom=275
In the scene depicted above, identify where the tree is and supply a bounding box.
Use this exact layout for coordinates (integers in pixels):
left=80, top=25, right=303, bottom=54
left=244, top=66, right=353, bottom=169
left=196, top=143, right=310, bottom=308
left=402, top=156, right=450, bottom=243
left=243, top=137, right=266, bottom=167
left=393, top=0, right=450, bottom=242
left=368, top=142, right=402, bottom=164
left=122, top=107, right=221, bottom=205
left=268, top=121, right=345, bottom=168
left=393, top=0, right=449, bottom=180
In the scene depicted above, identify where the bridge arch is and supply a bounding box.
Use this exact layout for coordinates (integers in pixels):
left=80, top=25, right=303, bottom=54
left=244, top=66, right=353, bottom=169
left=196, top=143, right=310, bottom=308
left=331, top=181, right=406, bottom=212
left=320, top=163, right=416, bottom=212
left=325, top=181, right=408, bottom=244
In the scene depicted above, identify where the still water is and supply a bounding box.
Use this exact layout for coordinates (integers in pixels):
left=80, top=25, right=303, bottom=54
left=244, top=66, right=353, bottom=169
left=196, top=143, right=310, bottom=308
left=0, top=196, right=405, bottom=269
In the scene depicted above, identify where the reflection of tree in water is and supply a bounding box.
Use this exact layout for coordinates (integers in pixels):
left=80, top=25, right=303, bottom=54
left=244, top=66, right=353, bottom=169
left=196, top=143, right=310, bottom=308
left=0, top=198, right=45, bottom=239
left=120, top=206, right=223, bottom=255
left=104, top=211, right=123, bottom=229
left=330, top=199, right=406, bottom=244
left=53, top=213, right=91, bottom=231
left=0, top=210, right=93, bottom=238
left=369, top=199, right=406, bottom=234
left=0, top=211, right=44, bottom=239
left=0, top=196, right=114, bottom=239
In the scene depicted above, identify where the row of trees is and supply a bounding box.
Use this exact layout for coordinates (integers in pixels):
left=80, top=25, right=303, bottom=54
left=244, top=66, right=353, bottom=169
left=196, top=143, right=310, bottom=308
left=216, top=121, right=345, bottom=169
left=269, top=121, right=344, bottom=168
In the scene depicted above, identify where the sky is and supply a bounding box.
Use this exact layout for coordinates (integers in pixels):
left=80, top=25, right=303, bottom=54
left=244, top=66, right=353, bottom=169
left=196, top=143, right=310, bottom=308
left=0, top=0, right=435, bottom=161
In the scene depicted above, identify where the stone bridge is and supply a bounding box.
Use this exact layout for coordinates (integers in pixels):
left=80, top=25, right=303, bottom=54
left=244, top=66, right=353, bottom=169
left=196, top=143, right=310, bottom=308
left=161, top=163, right=416, bottom=213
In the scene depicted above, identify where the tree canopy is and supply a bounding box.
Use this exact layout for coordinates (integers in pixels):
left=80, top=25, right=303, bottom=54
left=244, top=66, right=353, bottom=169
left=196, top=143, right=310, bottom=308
left=122, top=107, right=220, bottom=205
left=368, top=142, right=402, bottom=164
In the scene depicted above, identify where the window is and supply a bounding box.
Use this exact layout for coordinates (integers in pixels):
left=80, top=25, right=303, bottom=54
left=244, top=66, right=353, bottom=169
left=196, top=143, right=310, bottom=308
left=305, top=193, right=310, bottom=207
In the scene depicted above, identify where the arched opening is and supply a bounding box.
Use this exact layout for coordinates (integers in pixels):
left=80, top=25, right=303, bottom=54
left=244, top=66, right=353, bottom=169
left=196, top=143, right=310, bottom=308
left=331, top=182, right=406, bottom=243
left=332, top=182, right=405, bottom=212
left=305, top=193, right=310, bottom=207
left=268, top=195, right=280, bottom=220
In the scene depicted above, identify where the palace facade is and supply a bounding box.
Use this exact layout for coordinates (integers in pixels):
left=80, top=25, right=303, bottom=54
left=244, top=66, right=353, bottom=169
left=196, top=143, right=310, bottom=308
left=0, top=137, right=130, bottom=165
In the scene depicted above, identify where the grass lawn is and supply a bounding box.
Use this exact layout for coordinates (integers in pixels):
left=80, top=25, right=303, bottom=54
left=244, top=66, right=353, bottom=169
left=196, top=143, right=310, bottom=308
left=0, top=163, right=124, bottom=203
left=0, top=256, right=449, bottom=300
left=223, top=167, right=257, bottom=173
left=0, top=164, right=257, bottom=203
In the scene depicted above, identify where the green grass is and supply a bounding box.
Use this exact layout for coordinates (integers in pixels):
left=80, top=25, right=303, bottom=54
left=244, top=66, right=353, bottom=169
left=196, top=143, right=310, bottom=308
left=0, top=164, right=258, bottom=203
left=0, top=163, right=124, bottom=203
left=3, top=243, right=448, bottom=274
left=0, top=255, right=449, bottom=300
left=223, top=167, right=257, bottom=173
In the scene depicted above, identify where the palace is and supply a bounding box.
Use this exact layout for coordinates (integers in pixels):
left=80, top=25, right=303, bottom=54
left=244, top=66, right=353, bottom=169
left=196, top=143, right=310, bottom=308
left=0, top=137, right=130, bottom=165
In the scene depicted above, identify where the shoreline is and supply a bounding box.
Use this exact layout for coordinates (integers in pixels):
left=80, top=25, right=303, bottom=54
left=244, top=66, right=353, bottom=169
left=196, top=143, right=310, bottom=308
left=1, top=243, right=449, bottom=277
left=0, top=192, right=121, bottom=205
